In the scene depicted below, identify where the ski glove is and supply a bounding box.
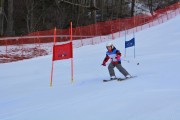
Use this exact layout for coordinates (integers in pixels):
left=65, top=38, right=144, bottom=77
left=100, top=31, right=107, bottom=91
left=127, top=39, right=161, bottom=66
left=102, top=62, right=106, bottom=66
left=115, top=55, right=121, bottom=61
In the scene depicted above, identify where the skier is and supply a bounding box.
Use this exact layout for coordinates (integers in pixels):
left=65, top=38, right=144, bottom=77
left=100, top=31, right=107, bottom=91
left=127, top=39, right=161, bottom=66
left=102, top=42, right=131, bottom=80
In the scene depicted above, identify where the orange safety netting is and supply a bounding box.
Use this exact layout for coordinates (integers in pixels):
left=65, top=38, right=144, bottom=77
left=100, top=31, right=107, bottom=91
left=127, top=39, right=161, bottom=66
left=0, top=2, right=180, bottom=63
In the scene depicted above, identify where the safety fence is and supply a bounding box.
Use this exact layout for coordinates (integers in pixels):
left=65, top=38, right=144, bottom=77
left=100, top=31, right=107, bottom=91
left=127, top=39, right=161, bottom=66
left=0, top=2, right=180, bottom=63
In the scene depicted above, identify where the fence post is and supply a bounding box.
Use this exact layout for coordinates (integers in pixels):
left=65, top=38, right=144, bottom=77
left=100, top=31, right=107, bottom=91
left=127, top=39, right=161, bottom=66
left=37, top=32, right=41, bottom=56
left=5, top=40, right=7, bottom=57
left=161, top=12, right=164, bottom=23
left=165, top=7, right=169, bottom=21
left=136, top=17, right=138, bottom=32
left=111, top=22, right=114, bottom=40
left=157, top=14, right=160, bottom=24
left=178, top=3, right=180, bottom=14
left=148, top=17, right=151, bottom=28
left=90, top=25, right=94, bottom=45
left=21, top=39, right=24, bottom=60
left=119, top=19, right=121, bottom=37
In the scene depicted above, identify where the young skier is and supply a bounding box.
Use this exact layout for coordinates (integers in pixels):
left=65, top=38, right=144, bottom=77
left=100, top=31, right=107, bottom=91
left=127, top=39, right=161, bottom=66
left=102, top=42, right=131, bottom=80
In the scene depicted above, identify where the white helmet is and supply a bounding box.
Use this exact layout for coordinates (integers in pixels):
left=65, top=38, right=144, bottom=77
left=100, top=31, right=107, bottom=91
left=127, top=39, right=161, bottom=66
left=106, top=42, right=114, bottom=49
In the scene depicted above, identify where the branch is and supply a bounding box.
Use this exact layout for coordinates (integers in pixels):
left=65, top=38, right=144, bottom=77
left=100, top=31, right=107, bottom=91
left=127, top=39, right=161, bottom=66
left=60, top=0, right=99, bottom=10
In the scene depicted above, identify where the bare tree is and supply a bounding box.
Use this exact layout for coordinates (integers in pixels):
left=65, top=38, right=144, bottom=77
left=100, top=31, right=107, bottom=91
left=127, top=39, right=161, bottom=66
left=5, top=0, right=14, bottom=36
left=23, top=0, right=36, bottom=33
left=2, top=0, right=178, bottom=36
left=90, top=0, right=97, bottom=23
left=98, top=0, right=105, bottom=21
left=0, top=0, right=4, bottom=36
left=131, top=0, right=135, bottom=17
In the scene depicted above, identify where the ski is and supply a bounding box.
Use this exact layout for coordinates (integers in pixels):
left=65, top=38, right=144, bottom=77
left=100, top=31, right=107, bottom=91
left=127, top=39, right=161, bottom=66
left=103, top=79, right=118, bottom=82
left=103, top=76, right=137, bottom=82
left=117, top=75, right=137, bottom=81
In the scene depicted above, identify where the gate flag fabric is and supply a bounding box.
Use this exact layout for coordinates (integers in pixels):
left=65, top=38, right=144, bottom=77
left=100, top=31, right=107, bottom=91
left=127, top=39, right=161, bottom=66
left=124, top=37, right=136, bottom=58
left=53, top=42, right=73, bottom=61
left=50, top=22, right=74, bottom=87
left=125, top=38, right=135, bottom=48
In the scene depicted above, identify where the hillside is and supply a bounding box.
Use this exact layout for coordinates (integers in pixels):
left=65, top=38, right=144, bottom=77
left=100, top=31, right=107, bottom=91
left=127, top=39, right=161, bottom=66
left=0, top=15, right=180, bottom=120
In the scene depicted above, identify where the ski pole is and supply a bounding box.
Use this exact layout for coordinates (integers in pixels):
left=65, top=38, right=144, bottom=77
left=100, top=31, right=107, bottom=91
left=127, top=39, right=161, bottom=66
left=121, top=58, right=140, bottom=65
left=121, top=59, right=130, bottom=63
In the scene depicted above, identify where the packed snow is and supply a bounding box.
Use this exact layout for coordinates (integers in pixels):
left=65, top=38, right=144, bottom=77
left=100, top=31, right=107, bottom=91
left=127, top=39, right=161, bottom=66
left=0, top=15, right=180, bottom=120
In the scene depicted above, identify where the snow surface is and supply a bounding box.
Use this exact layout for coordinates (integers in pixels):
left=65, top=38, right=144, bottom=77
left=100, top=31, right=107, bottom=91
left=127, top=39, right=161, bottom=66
left=0, top=15, right=180, bottom=120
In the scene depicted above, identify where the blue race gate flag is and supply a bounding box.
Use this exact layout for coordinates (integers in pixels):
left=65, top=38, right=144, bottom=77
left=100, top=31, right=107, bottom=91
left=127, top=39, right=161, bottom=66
left=125, top=38, right=135, bottom=48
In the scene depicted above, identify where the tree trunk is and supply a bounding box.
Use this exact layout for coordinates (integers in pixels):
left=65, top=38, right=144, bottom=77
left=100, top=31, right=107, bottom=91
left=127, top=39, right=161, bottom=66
left=131, top=0, right=135, bottom=17
left=119, top=0, right=123, bottom=18
left=25, top=0, right=35, bottom=33
left=91, top=0, right=96, bottom=24
left=30, top=1, right=35, bottom=32
left=0, top=0, right=4, bottom=36
left=148, top=0, right=153, bottom=16
left=100, top=0, right=104, bottom=21
left=5, top=0, right=14, bottom=36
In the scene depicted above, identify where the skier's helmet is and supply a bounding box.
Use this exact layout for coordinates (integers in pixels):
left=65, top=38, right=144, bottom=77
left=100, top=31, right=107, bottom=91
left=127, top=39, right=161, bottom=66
left=106, top=42, right=114, bottom=49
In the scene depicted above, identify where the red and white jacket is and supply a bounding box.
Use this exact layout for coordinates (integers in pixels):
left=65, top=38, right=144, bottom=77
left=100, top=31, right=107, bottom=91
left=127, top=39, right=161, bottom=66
left=103, top=47, right=121, bottom=65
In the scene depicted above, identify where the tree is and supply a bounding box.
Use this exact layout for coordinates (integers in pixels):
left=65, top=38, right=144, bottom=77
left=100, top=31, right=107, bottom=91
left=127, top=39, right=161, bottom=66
left=1, top=0, right=178, bottom=36
left=147, top=0, right=155, bottom=16
left=131, top=0, right=135, bottom=17
left=24, top=0, right=35, bottom=33
left=5, top=0, right=14, bottom=36
left=90, top=0, right=97, bottom=23
left=0, top=0, right=4, bottom=36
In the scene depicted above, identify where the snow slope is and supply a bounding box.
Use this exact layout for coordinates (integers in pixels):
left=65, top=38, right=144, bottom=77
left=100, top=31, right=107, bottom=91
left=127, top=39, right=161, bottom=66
left=0, top=15, right=180, bottom=120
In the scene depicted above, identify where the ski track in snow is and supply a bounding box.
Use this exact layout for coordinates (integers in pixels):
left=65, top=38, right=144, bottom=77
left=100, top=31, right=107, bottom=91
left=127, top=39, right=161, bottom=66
left=0, top=15, right=180, bottom=120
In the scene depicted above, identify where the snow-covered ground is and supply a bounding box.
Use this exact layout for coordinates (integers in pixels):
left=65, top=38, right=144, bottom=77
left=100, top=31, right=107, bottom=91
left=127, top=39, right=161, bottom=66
left=0, top=15, right=180, bottom=120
